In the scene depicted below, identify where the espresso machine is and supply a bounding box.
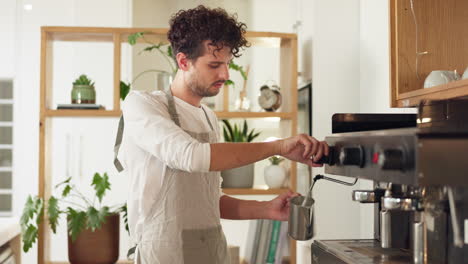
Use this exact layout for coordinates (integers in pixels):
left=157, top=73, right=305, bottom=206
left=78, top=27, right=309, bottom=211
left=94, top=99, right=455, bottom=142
left=311, top=99, right=468, bottom=264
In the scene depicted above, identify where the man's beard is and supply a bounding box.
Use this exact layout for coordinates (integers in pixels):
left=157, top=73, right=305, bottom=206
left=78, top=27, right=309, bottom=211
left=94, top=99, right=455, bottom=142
left=188, top=78, right=224, bottom=97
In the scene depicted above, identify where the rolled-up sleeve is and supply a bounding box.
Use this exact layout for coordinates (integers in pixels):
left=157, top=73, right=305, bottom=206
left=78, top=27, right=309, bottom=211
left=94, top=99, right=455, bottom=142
left=123, top=92, right=211, bottom=173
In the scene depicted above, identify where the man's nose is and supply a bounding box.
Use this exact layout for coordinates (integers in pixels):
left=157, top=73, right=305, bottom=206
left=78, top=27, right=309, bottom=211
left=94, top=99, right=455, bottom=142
left=219, top=64, right=229, bottom=80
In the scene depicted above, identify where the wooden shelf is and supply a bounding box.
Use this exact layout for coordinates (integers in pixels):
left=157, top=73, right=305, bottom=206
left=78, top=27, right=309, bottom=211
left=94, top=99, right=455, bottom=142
left=45, top=109, right=292, bottom=118
left=43, top=26, right=295, bottom=49
left=48, top=260, right=132, bottom=264
left=222, top=187, right=289, bottom=195
left=215, top=111, right=293, bottom=119
left=45, top=109, right=121, bottom=117
left=396, top=79, right=468, bottom=107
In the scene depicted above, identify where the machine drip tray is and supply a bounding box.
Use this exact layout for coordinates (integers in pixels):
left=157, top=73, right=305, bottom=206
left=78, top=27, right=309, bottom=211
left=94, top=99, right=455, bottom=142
left=311, top=239, right=412, bottom=264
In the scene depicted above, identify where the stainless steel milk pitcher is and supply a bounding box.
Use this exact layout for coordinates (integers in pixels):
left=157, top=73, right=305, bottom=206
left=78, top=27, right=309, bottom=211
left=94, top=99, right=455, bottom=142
left=288, top=196, right=315, bottom=240
left=288, top=174, right=357, bottom=241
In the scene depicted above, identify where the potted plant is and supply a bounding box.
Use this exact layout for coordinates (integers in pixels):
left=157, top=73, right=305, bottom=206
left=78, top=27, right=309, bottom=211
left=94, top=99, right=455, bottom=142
left=20, top=172, right=128, bottom=264
left=221, top=119, right=261, bottom=188
left=119, top=32, right=248, bottom=101
left=264, top=156, right=287, bottom=188
left=71, top=74, right=96, bottom=104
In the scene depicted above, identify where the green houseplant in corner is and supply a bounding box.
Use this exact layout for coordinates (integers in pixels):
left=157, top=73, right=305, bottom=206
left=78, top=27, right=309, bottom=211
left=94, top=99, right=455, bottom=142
left=71, top=74, right=96, bottom=104
left=20, top=172, right=128, bottom=264
left=221, top=119, right=261, bottom=188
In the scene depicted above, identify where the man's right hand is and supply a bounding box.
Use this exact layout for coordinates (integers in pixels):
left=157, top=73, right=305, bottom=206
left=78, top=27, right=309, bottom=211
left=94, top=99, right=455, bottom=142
left=278, top=134, right=329, bottom=167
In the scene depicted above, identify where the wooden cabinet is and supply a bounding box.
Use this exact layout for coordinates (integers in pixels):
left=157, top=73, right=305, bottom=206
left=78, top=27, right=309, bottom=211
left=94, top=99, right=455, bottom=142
left=39, top=27, right=298, bottom=264
left=390, top=0, right=468, bottom=107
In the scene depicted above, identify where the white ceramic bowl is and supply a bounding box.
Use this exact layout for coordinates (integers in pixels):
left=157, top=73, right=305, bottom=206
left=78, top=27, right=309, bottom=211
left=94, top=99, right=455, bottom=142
left=424, top=70, right=460, bottom=88
left=462, top=67, right=468, bottom=80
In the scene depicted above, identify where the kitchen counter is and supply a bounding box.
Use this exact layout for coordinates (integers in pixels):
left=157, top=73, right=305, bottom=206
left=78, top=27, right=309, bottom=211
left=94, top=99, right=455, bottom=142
left=0, top=217, right=21, bottom=263
left=312, top=239, right=412, bottom=264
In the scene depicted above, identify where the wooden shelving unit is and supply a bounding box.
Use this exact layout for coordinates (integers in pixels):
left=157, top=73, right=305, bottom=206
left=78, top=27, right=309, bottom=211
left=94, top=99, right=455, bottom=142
left=390, top=0, right=468, bottom=107
left=223, top=187, right=289, bottom=195
left=395, top=79, right=468, bottom=107
left=39, top=26, right=298, bottom=264
left=44, top=109, right=122, bottom=117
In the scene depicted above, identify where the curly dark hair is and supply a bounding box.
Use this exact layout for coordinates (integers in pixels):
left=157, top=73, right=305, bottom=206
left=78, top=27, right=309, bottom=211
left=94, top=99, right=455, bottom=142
left=167, top=5, right=249, bottom=65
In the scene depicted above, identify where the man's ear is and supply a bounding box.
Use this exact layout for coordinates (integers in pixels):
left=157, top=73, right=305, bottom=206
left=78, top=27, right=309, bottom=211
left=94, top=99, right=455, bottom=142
left=176, top=52, right=190, bottom=71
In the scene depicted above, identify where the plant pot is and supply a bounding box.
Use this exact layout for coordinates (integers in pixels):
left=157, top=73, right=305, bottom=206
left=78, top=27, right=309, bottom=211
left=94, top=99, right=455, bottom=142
left=71, top=84, right=96, bottom=104
left=221, top=164, right=254, bottom=188
left=264, top=165, right=287, bottom=188
left=68, top=213, right=120, bottom=264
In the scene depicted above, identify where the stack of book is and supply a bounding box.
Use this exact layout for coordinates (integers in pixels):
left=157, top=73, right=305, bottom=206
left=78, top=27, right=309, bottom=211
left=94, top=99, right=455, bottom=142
left=243, top=220, right=289, bottom=264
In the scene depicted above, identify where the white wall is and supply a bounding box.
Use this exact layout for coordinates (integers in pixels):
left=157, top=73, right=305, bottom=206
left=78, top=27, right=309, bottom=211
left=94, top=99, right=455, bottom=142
left=357, top=0, right=417, bottom=242
left=0, top=0, right=16, bottom=78
left=311, top=0, right=362, bottom=242
left=0, top=0, right=17, bottom=218
left=10, top=0, right=132, bottom=263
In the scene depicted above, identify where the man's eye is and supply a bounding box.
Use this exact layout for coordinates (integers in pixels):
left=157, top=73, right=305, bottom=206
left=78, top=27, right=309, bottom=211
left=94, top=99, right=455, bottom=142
left=209, top=65, right=220, bottom=69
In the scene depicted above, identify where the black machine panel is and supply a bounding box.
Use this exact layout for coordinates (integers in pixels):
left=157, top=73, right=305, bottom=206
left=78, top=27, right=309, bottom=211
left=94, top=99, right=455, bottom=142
left=323, top=128, right=418, bottom=186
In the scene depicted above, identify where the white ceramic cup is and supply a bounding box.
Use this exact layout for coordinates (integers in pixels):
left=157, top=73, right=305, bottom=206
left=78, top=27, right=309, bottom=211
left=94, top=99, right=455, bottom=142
left=424, top=70, right=461, bottom=88
left=462, top=67, right=468, bottom=80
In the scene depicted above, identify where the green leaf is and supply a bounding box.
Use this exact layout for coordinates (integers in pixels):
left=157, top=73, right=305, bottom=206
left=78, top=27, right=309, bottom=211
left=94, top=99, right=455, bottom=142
left=120, top=81, right=131, bottom=101
left=47, top=196, right=60, bottom=233
left=142, top=44, right=162, bottom=53
left=224, top=79, right=234, bottom=86
left=34, top=197, right=44, bottom=226
left=62, top=185, right=71, bottom=197
left=92, top=172, right=111, bottom=203
left=249, top=132, right=261, bottom=142
left=222, top=120, right=234, bottom=142
left=20, top=195, right=35, bottom=230
left=86, top=207, right=100, bottom=231
left=247, top=130, right=254, bottom=142
left=128, top=32, right=144, bottom=45
left=98, top=206, right=110, bottom=224
left=22, top=225, right=38, bottom=252
left=119, top=204, right=130, bottom=235
left=55, top=177, right=71, bottom=188
left=167, top=46, right=173, bottom=58
left=223, top=127, right=231, bottom=142
left=86, top=206, right=110, bottom=232
left=269, top=156, right=285, bottom=165
left=68, top=208, right=86, bottom=241
left=233, top=124, right=239, bottom=142
left=229, top=61, right=247, bottom=80
left=20, top=196, right=45, bottom=252
left=242, top=120, right=248, bottom=138
left=73, top=74, right=93, bottom=86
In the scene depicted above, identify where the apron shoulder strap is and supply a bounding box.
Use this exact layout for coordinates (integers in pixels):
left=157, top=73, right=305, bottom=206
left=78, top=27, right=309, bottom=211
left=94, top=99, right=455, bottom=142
left=113, top=115, right=125, bottom=172
left=164, top=89, right=181, bottom=127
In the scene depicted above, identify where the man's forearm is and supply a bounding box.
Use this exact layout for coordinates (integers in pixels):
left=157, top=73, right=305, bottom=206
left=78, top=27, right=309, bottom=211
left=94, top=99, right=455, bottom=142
left=209, top=142, right=280, bottom=171
left=219, top=195, right=271, bottom=220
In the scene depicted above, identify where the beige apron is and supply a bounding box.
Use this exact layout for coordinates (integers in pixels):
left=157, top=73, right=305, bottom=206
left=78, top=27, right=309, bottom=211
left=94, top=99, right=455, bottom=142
left=115, top=89, right=230, bottom=264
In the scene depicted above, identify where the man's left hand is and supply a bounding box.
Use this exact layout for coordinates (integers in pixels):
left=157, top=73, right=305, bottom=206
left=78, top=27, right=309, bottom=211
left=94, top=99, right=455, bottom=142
left=265, top=190, right=300, bottom=221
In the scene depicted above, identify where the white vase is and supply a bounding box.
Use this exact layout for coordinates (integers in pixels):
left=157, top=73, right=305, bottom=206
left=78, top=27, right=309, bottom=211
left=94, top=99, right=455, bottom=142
left=264, top=165, right=287, bottom=188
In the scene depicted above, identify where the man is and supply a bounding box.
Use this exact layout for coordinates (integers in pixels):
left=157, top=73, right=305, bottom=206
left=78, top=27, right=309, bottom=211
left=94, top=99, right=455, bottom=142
left=117, top=5, right=328, bottom=264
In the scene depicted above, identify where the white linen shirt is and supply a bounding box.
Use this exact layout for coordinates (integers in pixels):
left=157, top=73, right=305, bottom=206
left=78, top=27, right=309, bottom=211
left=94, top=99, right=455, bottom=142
left=118, top=90, right=223, bottom=243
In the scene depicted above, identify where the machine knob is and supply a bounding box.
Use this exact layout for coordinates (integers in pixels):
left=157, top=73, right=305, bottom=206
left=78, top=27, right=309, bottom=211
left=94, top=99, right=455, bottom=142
left=377, top=149, right=404, bottom=170
left=339, top=146, right=364, bottom=167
